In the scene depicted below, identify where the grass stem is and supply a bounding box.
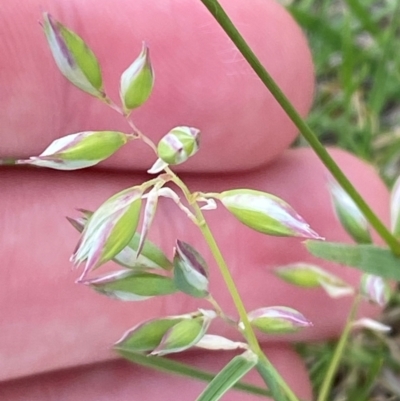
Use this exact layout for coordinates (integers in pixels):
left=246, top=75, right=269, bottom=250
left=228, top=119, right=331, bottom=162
left=199, top=0, right=400, bottom=256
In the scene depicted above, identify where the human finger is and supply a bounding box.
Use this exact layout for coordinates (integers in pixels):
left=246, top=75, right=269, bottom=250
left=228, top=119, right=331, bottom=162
left=0, top=345, right=312, bottom=401
left=0, top=0, right=314, bottom=172
left=0, top=148, right=388, bottom=382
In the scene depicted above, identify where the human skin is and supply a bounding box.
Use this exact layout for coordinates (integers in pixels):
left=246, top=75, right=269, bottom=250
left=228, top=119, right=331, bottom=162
left=0, top=1, right=389, bottom=400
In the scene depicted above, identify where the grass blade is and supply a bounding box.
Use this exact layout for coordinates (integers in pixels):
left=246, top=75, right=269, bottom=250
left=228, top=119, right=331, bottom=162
left=195, top=350, right=258, bottom=401
left=305, top=241, right=400, bottom=280
left=343, top=0, right=380, bottom=37
left=117, top=349, right=270, bottom=398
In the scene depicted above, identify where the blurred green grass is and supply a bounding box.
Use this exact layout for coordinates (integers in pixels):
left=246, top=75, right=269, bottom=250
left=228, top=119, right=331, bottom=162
left=284, top=1, right=400, bottom=399
left=288, top=0, right=400, bottom=186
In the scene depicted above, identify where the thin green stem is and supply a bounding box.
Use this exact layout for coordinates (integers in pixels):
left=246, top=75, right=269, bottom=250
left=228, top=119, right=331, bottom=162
left=173, top=172, right=260, bottom=350
left=104, top=95, right=158, bottom=153
left=199, top=0, right=400, bottom=256
left=125, top=117, right=158, bottom=153
left=206, top=294, right=238, bottom=327
left=0, top=158, right=17, bottom=166
left=170, top=172, right=300, bottom=401
left=317, top=295, right=362, bottom=401
left=102, top=95, right=124, bottom=115
left=194, top=205, right=299, bottom=401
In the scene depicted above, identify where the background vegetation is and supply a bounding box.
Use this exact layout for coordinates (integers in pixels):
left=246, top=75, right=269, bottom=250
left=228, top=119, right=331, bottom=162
left=287, top=0, right=400, bottom=398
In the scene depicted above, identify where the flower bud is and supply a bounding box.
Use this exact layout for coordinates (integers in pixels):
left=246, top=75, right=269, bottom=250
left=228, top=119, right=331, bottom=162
left=246, top=306, right=312, bottom=334
left=115, top=310, right=215, bottom=356
left=115, top=316, right=187, bottom=353
left=120, top=42, right=154, bottom=112
left=360, top=273, right=391, bottom=306
left=68, top=211, right=172, bottom=271
left=82, top=270, right=177, bottom=301
left=157, top=126, right=200, bottom=165
left=275, top=262, right=347, bottom=288
left=71, top=186, right=143, bottom=280
left=42, top=13, right=104, bottom=97
left=328, top=178, right=371, bottom=243
left=173, top=240, right=209, bottom=298
left=18, top=131, right=129, bottom=170
left=219, top=189, right=322, bottom=239
left=151, top=310, right=215, bottom=356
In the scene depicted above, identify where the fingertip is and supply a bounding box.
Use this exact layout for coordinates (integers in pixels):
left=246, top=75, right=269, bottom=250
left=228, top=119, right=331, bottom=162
left=1, top=0, right=314, bottom=172
left=95, top=0, right=316, bottom=171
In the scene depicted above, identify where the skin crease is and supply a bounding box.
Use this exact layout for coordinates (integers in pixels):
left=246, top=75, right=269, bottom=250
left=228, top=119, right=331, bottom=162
left=0, top=1, right=390, bottom=400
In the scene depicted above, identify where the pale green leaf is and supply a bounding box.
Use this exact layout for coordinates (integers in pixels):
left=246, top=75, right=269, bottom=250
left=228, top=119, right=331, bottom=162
left=305, top=240, right=400, bottom=280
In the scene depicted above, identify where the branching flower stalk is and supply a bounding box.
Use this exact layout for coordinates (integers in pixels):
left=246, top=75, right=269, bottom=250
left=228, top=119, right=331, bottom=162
left=118, top=114, right=301, bottom=401
left=18, top=9, right=400, bottom=401
left=205, top=295, right=237, bottom=327
left=20, top=12, right=321, bottom=400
